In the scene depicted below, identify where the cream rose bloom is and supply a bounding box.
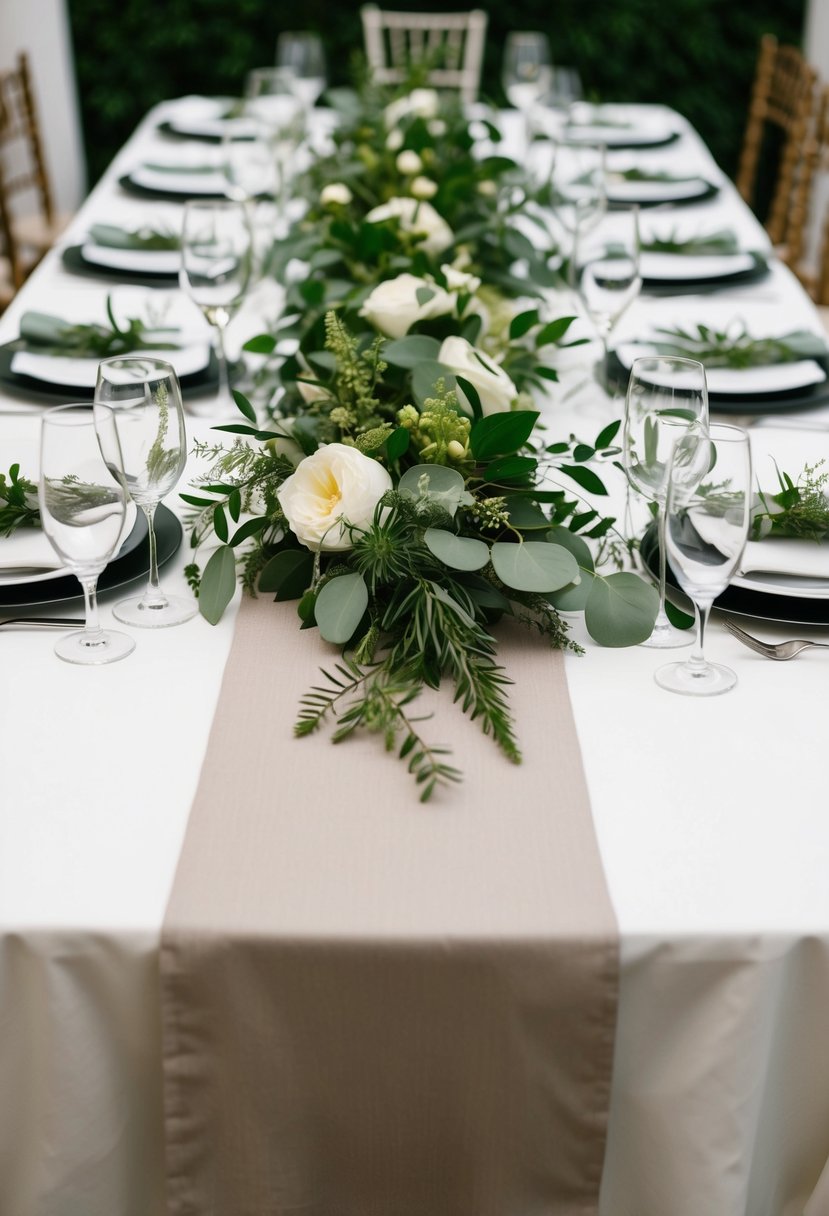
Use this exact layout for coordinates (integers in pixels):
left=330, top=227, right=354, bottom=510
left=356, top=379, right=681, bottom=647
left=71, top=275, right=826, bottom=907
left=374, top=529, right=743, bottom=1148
left=365, top=196, right=453, bottom=257
left=438, top=337, right=517, bottom=416
left=411, top=175, right=438, bottom=200
left=359, top=273, right=454, bottom=339
left=396, top=149, right=423, bottom=176
left=277, top=444, right=392, bottom=552
left=384, top=88, right=440, bottom=129
left=441, top=263, right=481, bottom=294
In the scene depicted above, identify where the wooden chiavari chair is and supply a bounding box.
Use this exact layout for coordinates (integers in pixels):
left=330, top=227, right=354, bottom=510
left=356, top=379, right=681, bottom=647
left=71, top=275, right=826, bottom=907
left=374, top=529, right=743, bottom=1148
left=736, top=34, right=817, bottom=246
left=360, top=5, right=488, bottom=105
left=0, top=51, right=70, bottom=292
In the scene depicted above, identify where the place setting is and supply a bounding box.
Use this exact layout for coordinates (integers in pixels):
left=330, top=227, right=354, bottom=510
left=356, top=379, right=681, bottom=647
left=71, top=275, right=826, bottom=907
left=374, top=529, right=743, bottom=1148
left=637, top=223, right=770, bottom=293
left=0, top=286, right=220, bottom=404
left=62, top=213, right=184, bottom=284
left=560, top=102, right=682, bottom=149
left=604, top=153, right=719, bottom=208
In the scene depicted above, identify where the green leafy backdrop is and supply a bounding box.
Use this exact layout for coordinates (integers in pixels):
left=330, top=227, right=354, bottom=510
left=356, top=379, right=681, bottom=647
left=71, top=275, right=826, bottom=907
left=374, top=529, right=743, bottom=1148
left=68, top=0, right=806, bottom=189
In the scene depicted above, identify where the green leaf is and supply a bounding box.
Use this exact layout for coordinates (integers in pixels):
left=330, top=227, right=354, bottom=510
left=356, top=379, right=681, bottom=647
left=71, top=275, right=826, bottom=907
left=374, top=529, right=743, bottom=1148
left=484, top=455, right=537, bottom=481
left=559, top=465, right=608, bottom=495
left=228, top=488, right=242, bottom=522
left=243, top=333, right=277, bottom=355
left=199, top=545, right=237, bottom=625
left=470, top=411, right=539, bottom=460
left=385, top=426, right=410, bottom=461
left=536, top=317, right=577, bottom=347
left=382, top=334, right=441, bottom=368
left=490, top=541, right=578, bottom=592
left=424, top=529, right=490, bottom=571
left=509, top=308, right=540, bottom=340
left=545, top=526, right=595, bottom=610
left=315, top=573, right=368, bottom=644
left=572, top=444, right=594, bottom=463
left=665, top=599, right=694, bottom=630
left=259, top=549, right=314, bottom=599
left=455, top=374, right=482, bottom=419
left=595, top=419, right=621, bottom=449
left=229, top=517, right=267, bottom=546
left=505, top=497, right=549, bottom=529
left=399, top=463, right=467, bottom=515
left=584, top=572, right=659, bottom=647
left=415, top=285, right=436, bottom=306
left=232, top=390, right=256, bottom=422
left=213, top=503, right=228, bottom=543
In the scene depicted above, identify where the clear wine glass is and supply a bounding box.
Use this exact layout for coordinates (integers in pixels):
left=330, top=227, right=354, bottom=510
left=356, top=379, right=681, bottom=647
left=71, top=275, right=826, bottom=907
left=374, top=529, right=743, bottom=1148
left=179, top=199, right=253, bottom=407
left=574, top=205, right=641, bottom=389
left=244, top=68, right=305, bottom=225
left=656, top=423, right=752, bottom=695
left=39, top=404, right=135, bottom=665
left=502, top=32, right=553, bottom=150
left=276, top=32, right=327, bottom=111
left=623, top=356, right=709, bottom=648
left=95, top=356, right=196, bottom=628
left=221, top=124, right=278, bottom=205
left=550, top=140, right=607, bottom=287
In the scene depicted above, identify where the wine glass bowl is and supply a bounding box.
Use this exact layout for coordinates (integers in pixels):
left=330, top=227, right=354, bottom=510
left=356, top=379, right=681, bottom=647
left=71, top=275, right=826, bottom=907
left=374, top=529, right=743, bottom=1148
left=656, top=423, right=752, bottom=695
left=95, top=357, right=196, bottom=628
left=275, top=32, right=327, bottom=110
left=574, top=205, right=641, bottom=386
left=623, top=355, right=709, bottom=648
left=39, top=404, right=135, bottom=664
left=502, top=32, right=553, bottom=113
left=179, top=199, right=253, bottom=406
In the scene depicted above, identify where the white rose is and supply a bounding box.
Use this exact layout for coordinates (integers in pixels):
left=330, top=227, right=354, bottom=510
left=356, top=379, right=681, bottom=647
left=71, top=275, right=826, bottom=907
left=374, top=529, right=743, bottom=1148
left=411, top=175, right=438, bottom=200
left=360, top=273, right=454, bottom=339
left=296, top=375, right=330, bottom=405
left=427, top=118, right=447, bottom=137
left=441, top=263, right=481, bottom=294
left=277, top=443, right=392, bottom=552
left=386, top=128, right=404, bottom=152
left=384, top=88, right=440, bottom=129
left=438, top=336, right=517, bottom=416
left=320, top=182, right=353, bottom=207
left=396, top=149, right=423, bottom=176
left=365, top=196, right=453, bottom=257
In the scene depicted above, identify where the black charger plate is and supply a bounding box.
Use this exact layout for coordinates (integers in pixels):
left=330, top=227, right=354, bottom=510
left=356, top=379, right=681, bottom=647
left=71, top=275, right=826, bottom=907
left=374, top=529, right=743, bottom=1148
left=0, top=506, right=182, bottom=611
left=641, top=253, right=770, bottom=296
left=640, top=521, right=829, bottom=628
left=608, top=180, right=719, bottom=209
left=119, top=173, right=227, bottom=202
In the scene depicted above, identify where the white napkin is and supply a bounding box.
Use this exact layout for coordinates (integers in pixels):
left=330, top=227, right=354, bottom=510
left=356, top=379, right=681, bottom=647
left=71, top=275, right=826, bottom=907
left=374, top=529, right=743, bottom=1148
left=81, top=242, right=181, bottom=275
left=0, top=503, right=137, bottom=585
left=641, top=252, right=756, bottom=281
left=11, top=342, right=211, bottom=388
left=739, top=537, right=829, bottom=581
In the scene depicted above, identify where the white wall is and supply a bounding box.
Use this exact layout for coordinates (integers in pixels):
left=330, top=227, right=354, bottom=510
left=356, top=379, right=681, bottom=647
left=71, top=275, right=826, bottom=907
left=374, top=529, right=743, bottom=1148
left=0, top=0, right=86, bottom=213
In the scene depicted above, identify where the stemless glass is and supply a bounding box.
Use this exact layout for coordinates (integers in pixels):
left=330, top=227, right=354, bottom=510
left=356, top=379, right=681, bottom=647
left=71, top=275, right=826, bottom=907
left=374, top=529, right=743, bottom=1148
left=39, top=404, right=135, bottom=665
left=623, top=356, right=709, bottom=648
left=574, top=205, right=641, bottom=388
left=656, top=423, right=752, bottom=695
left=276, top=32, right=327, bottom=110
left=180, top=199, right=253, bottom=406
left=95, top=357, right=196, bottom=628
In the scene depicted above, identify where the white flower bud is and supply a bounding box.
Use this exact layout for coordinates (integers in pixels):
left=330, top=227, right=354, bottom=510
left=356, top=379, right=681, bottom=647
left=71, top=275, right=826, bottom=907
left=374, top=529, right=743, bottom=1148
left=320, top=182, right=353, bottom=207
left=396, top=149, right=423, bottom=176
left=410, top=175, right=438, bottom=200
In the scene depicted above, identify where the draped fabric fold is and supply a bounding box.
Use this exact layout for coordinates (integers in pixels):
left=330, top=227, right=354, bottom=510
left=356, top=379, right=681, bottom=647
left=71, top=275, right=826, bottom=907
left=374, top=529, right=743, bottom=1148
left=161, top=595, right=619, bottom=1215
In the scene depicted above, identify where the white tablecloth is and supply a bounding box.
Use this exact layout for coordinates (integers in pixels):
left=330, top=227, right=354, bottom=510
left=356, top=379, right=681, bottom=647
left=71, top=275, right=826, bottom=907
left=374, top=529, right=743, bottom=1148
left=1, top=101, right=829, bottom=1216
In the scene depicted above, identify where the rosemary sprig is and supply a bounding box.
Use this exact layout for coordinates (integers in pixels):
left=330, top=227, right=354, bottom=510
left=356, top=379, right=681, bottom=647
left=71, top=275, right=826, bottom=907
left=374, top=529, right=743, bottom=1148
left=642, top=228, right=740, bottom=256
left=88, top=223, right=181, bottom=251
left=0, top=464, right=39, bottom=536
left=752, top=460, right=829, bottom=542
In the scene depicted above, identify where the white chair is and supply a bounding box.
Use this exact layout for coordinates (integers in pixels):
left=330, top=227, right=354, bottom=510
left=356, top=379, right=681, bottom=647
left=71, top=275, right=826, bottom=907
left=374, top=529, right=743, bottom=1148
left=360, top=5, right=488, bottom=105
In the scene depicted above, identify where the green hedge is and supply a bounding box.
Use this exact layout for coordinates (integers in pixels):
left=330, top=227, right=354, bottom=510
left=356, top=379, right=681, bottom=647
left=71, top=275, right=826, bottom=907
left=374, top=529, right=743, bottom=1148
left=68, top=0, right=805, bottom=186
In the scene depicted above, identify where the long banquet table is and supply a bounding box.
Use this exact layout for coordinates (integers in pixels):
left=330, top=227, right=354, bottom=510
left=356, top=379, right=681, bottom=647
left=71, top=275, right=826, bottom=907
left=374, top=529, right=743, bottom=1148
left=2, top=97, right=829, bottom=1216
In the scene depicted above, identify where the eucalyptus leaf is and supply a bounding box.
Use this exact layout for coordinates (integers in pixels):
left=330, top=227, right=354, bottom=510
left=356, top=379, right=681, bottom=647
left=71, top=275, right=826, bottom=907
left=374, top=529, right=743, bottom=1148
left=413, top=359, right=455, bottom=406
left=381, top=334, right=441, bottom=368
left=399, top=464, right=466, bottom=514
left=584, top=572, right=659, bottom=647
left=259, top=549, right=314, bottom=598
left=490, top=541, right=578, bottom=592
left=424, top=529, right=490, bottom=571
left=315, top=573, right=369, bottom=644
left=199, top=545, right=237, bottom=625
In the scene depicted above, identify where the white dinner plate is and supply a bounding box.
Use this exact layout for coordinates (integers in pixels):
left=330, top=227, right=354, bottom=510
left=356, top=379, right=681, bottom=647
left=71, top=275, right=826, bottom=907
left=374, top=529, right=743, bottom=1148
left=80, top=241, right=182, bottom=275
left=607, top=176, right=712, bottom=203
left=640, top=252, right=758, bottom=281
left=0, top=503, right=138, bottom=587
left=615, top=343, right=827, bottom=396
left=129, top=165, right=228, bottom=195
left=11, top=342, right=212, bottom=389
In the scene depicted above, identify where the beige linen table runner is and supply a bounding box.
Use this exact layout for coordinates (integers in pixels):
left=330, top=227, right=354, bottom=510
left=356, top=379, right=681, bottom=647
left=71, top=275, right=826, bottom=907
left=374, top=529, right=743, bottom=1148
left=161, top=594, right=619, bottom=1216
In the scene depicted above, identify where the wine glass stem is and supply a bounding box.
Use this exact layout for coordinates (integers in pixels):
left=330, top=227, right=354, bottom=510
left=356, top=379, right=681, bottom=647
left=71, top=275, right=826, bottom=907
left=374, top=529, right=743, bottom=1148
left=656, top=500, right=669, bottom=620
left=80, top=576, right=104, bottom=644
left=140, top=502, right=167, bottom=609
left=689, top=599, right=713, bottom=670
left=214, top=320, right=230, bottom=403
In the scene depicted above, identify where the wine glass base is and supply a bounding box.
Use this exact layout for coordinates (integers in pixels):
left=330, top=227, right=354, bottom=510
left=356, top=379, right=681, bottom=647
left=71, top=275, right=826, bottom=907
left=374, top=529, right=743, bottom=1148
left=113, top=594, right=198, bottom=629
left=55, top=629, right=136, bottom=666
left=654, top=660, right=737, bottom=697
left=639, top=618, right=693, bottom=649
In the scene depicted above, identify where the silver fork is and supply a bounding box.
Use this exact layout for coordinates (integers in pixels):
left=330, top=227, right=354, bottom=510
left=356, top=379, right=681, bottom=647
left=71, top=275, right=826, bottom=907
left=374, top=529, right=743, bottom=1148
left=0, top=617, right=85, bottom=629
left=723, top=619, right=829, bottom=661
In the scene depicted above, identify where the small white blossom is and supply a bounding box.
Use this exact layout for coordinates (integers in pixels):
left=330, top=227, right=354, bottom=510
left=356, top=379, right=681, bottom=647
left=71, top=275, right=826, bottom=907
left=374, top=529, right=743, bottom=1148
left=410, top=175, right=438, bottom=200
left=427, top=118, right=447, bottom=137
left=386, top=128, right=404, bottom=152
left=365, top=196, right=454, bottom=257
left=477, top=179, right=498, bottom=197
left=396, top=149, right=423, bottom=176
left=320, top=182, right=353, bottom=207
